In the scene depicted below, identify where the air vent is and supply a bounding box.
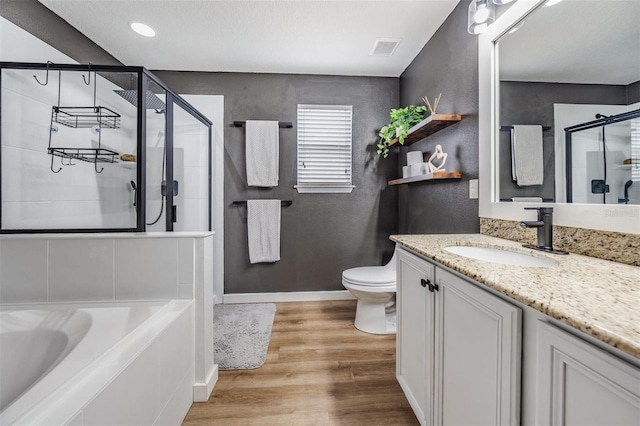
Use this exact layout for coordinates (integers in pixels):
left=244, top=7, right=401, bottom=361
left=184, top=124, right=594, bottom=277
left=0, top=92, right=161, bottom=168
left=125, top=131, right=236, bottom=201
left=370, top=38, right=401, bottom=57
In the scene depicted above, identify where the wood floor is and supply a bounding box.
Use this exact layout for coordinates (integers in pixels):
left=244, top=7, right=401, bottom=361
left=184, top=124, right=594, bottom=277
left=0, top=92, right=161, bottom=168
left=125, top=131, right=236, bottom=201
left=183, top=300, right=419, bottom=426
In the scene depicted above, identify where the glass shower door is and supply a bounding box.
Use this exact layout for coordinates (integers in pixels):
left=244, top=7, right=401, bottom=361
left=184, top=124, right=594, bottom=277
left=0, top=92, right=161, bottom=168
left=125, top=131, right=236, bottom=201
left=170, top=100, right=210, bottom=231
left=143, top=78, right=168, bottom=232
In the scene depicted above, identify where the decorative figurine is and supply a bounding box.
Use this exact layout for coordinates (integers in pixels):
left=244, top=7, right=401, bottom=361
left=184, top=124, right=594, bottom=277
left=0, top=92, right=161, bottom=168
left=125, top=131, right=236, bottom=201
left=427, top=144, right=447, bottom=173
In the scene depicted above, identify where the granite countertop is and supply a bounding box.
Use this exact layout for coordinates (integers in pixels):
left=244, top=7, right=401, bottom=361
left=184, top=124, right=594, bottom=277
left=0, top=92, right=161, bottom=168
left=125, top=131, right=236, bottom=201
left=390, top=234, right=640, bottom=360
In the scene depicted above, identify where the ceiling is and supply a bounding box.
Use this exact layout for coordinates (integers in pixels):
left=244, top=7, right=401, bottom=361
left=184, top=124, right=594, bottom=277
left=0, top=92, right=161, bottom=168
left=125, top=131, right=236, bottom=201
left=37, top=0, right=459, bottom=77
left=498, top=0, right=640, bottom=85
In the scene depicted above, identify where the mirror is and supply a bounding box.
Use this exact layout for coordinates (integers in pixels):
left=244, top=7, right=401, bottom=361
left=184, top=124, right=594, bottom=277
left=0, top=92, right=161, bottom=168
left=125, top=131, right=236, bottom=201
left=495, top=0, right=639, bottom=205
left=478, top=0, right=640, bottom=234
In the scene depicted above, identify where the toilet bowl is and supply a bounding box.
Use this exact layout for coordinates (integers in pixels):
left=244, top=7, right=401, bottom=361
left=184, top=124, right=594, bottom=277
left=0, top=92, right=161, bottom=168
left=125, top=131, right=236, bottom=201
left=342, top=247, right=397, bottom=335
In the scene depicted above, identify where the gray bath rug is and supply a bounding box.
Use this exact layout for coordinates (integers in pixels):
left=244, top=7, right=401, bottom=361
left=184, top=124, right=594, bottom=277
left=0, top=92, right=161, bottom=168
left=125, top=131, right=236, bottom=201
left=213, top=303, right=276, bottom=370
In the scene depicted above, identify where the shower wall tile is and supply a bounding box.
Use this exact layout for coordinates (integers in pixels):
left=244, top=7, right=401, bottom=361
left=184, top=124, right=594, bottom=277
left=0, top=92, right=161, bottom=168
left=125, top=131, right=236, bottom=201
left=177, top=238, right=194, bottom=286
left=114, top=238, right=178, bottom=300
left=178, top=284, right=194, bottom=299
left=0, top=239, right=48, bottom=303
left=48, top=239, right=114, bottom=302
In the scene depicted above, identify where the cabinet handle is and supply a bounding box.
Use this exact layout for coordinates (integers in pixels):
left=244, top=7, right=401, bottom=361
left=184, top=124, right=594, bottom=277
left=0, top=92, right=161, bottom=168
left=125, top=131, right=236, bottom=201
left=421, top=278, right=428, bottom=288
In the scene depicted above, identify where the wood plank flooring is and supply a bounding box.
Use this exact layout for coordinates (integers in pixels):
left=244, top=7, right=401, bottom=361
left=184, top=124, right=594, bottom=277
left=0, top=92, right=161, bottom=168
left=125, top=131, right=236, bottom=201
left=183, top=300, right=419, bottom=426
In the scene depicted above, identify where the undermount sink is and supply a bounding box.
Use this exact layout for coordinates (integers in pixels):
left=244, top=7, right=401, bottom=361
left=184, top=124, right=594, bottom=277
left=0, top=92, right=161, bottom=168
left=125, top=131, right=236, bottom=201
left=443, top=245, right=558, bottom=268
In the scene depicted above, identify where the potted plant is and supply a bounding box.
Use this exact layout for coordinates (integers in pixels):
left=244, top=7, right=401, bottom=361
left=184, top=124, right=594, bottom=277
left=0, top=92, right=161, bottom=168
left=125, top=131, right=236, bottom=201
left=377, top=105, right=429, bottom=158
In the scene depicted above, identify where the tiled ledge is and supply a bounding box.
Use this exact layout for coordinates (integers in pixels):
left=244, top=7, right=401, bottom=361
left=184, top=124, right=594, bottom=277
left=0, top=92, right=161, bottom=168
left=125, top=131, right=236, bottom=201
left=480, top=217, right=640, bottom=267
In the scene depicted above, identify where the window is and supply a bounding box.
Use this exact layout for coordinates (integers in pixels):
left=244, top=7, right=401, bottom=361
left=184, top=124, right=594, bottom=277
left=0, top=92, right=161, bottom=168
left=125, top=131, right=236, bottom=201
left=296, top=104, right=354, bottom=193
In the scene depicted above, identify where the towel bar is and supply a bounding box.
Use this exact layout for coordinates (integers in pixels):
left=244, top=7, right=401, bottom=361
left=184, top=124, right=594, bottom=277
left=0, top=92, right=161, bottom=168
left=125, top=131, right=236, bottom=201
left=233, top=121, right=293, bottom=128
left=233, top=200, right=293, bottom=207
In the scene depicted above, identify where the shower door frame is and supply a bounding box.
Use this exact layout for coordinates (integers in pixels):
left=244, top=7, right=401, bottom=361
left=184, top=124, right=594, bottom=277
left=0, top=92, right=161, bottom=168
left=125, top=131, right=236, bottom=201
left=0, top=62, right=212, bottom=233
left=564, top=108, right=640, bottom=203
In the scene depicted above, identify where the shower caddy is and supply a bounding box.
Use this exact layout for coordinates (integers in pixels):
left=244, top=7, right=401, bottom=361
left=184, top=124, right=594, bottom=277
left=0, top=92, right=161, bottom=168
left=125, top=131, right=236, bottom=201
left=43, top=62, right=121, bottom=173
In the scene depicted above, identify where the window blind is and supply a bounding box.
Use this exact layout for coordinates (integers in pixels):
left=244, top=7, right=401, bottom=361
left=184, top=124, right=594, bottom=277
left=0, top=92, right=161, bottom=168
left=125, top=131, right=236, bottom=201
left=296, top=104, right=354, bottom=193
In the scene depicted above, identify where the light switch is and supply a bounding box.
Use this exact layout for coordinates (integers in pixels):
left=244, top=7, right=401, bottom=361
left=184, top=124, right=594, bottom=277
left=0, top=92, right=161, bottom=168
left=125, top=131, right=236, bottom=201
left=469, top=179, right=479, bottom=199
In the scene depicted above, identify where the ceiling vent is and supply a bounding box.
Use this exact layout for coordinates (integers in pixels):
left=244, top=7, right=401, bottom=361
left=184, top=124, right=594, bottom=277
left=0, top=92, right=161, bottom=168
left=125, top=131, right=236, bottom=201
left=370, top=38, right=401, bottom=57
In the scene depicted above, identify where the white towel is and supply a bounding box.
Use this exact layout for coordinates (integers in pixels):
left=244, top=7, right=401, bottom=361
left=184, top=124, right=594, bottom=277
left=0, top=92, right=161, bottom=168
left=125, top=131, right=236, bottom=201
left=511, top=197, right=543, bottom=202
left=511, top=125, right=544, bottom=186
left=246, top=120, right=279, bottom=187
left=247, top=199, right=281, bottom=264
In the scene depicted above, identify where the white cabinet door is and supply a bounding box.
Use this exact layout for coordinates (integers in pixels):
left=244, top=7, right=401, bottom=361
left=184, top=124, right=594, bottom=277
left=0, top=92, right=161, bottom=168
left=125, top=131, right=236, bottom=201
left=536, top=321, right=640, bottom=426
left=433, top=268, right=522, bottom=426
left=397, top=248, right=435, bottom=426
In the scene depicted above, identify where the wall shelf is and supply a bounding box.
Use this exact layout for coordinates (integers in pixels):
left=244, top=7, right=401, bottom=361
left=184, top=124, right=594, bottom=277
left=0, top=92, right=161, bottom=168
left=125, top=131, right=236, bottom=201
left=388, top=114, right=462, bottom=147
left=48, top=147, right=119, bottom=164
left=53, top=106, right=121, bottom=129
left=388, top=171, right=462, bottom=186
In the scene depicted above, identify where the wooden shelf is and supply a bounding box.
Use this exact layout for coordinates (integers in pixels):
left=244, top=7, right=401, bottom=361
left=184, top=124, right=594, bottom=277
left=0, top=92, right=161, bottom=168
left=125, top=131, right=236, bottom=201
left=388, top=171, right=462, bottom=186
left=387, top=114, right=462, bottom=147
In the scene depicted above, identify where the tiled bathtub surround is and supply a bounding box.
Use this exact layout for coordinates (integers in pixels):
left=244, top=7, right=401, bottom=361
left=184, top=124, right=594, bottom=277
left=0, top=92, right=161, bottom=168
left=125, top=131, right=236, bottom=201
left=390, top=234, right=640, bottom=359
left=0, top=233, right=212, bottom=303
left=480, top=217, right=640, bottom=266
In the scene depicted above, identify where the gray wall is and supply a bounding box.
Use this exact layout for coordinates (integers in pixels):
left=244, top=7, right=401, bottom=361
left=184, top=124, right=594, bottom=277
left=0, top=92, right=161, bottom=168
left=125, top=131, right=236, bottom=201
left=0, top=0, right=121, bottom=65
left=628, top=81, right=640, bottom=105
left=154, top=72, right=399, bottom=294
left=398, top=0, right=480, bottom=234
left=498, top=81, right=629, bottom=201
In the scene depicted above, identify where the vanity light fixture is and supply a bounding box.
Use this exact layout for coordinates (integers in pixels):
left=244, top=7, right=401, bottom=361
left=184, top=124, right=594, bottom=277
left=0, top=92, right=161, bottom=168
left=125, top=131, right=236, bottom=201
left=492, top=0, right=514, bottom=4
left=130, top=22, right=156, bottom=37
left=468, top=0, right=495, bottom=34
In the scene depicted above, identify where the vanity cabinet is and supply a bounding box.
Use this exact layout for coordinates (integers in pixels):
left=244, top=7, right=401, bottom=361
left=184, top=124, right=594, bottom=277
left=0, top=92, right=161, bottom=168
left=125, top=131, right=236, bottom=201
left=535, top=321, right=640, bottom=425
left=396, top=248, right=522, bottom=426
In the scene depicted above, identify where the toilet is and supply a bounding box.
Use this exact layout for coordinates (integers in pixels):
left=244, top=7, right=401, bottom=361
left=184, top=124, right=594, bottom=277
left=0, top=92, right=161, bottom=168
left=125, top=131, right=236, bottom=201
left=342, top=247, right=397, bottom=335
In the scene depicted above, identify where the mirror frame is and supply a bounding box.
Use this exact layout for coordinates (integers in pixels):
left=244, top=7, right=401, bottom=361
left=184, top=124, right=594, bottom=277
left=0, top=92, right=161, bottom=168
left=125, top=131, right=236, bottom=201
left=478, top=0, right=640, bottom=234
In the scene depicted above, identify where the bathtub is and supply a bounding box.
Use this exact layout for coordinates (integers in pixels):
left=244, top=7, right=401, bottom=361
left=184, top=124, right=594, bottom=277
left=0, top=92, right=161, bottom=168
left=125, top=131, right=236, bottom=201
left=0, top=300, right=194, bottom=425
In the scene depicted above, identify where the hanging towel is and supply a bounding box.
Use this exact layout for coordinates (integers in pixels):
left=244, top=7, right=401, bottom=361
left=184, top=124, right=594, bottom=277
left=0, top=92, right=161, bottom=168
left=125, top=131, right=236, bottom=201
left=511, top=197, right=543, bottom=202
left=247, top=199, right=281, bottom=264
left=511, top=125, right=544, bottom=186
left=246, top=120, right=279, bottom=187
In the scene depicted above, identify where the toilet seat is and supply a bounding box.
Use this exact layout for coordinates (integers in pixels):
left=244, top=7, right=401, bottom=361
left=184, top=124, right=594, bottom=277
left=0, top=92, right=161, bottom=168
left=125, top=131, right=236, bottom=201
left=342, top=281, right=396, bottom=293
left=342, top=266, right=396, bottom=286
left=342, top=266, right=396, bottom=293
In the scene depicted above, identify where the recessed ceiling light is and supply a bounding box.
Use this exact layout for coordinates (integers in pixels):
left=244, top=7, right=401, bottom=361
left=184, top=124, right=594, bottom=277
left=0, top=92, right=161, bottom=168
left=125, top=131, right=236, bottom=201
left=130, top=22, right=156, bottom=37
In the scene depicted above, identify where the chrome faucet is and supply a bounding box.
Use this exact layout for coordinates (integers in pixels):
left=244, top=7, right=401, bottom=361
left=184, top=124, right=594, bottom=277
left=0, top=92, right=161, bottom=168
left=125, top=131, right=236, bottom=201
left=520, top=207, right=568, bottom=255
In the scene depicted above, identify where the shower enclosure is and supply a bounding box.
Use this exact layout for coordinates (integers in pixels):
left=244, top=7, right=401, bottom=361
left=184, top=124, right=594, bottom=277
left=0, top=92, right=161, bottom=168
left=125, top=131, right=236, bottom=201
left=564, top=108, right=640, bottom=205
left=0, top=62, right=212, bottom=233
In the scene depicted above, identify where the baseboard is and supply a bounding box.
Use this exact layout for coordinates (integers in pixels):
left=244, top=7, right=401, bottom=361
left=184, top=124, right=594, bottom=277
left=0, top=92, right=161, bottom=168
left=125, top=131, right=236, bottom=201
left=193, top=364, right=218, bottom=402
left=223, top=290, right=355, bottom=304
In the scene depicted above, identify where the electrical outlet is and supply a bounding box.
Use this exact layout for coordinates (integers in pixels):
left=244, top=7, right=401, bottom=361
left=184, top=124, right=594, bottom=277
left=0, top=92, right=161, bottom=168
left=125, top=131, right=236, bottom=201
left=469, top=179, right=479, bottom=199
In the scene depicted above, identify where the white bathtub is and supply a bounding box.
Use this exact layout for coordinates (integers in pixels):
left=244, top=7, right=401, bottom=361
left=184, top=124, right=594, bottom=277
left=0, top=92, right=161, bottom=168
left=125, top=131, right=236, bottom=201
left=0, top=300, right=195, bottom=425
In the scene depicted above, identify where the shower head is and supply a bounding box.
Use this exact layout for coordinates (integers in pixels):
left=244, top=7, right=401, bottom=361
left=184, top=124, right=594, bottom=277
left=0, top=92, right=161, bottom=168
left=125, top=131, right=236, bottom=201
left=114, top=89, right=166, bottom=112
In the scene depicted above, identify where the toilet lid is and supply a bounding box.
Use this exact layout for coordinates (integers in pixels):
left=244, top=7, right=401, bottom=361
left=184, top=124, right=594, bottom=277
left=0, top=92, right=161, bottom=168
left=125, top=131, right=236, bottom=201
left=342, top=266, right=396, bottom=285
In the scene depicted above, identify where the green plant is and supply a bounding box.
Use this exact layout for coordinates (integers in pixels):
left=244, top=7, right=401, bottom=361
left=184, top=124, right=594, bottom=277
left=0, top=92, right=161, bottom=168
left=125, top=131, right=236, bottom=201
left=377, top=105, right=429, bottom=158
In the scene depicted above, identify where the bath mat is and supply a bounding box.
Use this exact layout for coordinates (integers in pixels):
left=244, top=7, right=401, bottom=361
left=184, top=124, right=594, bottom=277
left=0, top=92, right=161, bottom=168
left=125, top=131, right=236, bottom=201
left=213, top=303, right=276, bottom=370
